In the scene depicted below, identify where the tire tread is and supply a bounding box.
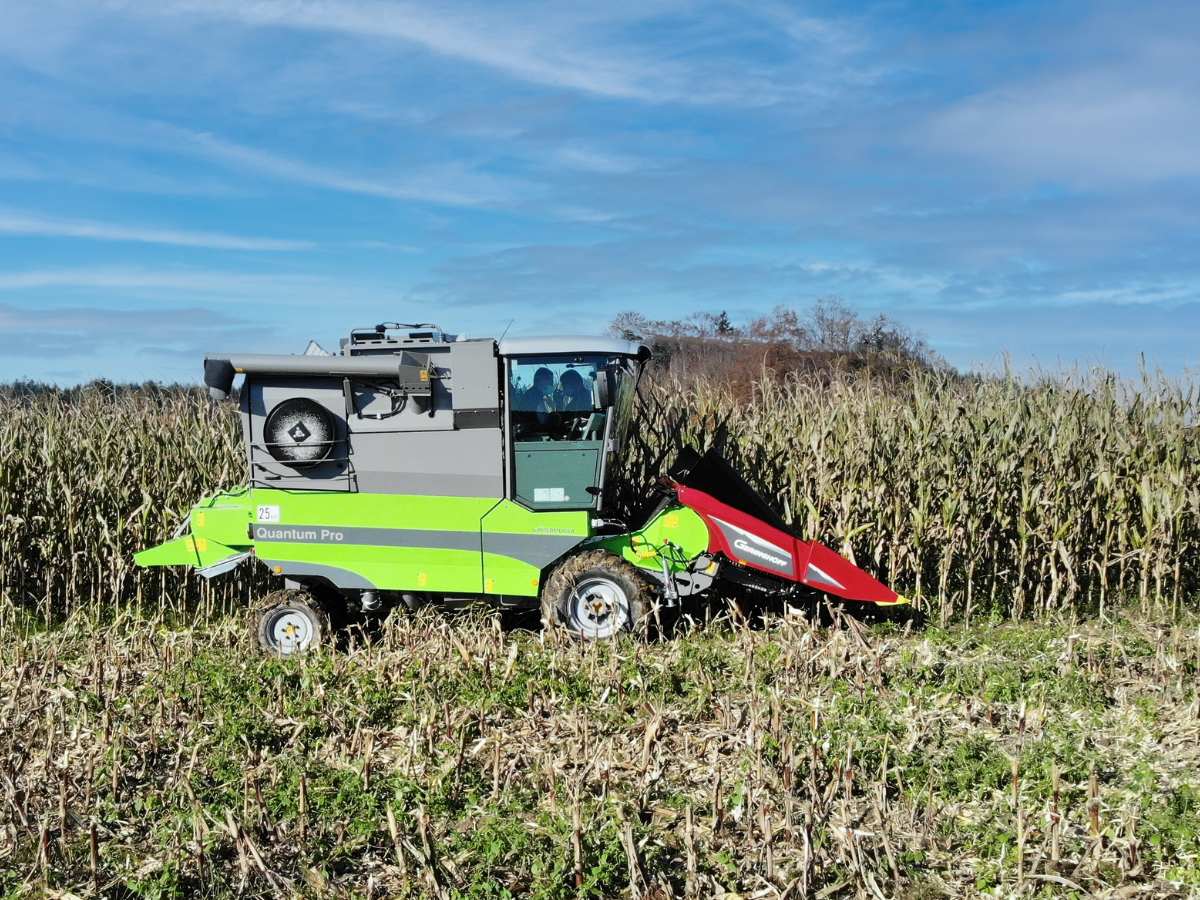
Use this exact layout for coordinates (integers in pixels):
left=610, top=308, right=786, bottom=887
left=540, top=549, right=653, bottom=638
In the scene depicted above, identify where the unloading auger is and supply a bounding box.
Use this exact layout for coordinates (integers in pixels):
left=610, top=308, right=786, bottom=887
left=136, top=322, right=908, bottom=654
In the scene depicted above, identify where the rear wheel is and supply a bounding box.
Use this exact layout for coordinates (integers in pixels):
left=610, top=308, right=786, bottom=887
left=541, top=550, right=650, bottom=641
left=255, top=589, right=329, bottom=656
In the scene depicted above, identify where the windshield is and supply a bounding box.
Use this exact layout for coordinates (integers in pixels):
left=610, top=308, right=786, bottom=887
left=508, top=355, right=609, bottom=442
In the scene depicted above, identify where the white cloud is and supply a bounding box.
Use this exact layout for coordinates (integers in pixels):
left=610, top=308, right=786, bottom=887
left=908, top=9, right=1200, bottom=189
left=552, top=146, right=650, bottom=174
left=0, top=208, right=312, bottom=250
left=919, top=78, right=1200, bottom=187
left=86, top=0, right=868, bottom=107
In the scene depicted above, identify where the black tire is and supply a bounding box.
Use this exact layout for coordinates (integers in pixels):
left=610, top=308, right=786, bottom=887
left=541, top=550, right=652, bottom=641
left=254, top=589, right=330, bottom=656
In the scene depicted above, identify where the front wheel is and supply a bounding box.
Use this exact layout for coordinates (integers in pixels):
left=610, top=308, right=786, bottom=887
left=541, top=550, right=651, bottom=641
left=255, top=589, right=330, bottom=656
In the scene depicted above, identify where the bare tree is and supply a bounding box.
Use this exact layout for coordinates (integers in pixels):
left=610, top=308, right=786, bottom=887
left=607, top=296, right=946, bottom=391
left=804, top=295, right=860, bottom=353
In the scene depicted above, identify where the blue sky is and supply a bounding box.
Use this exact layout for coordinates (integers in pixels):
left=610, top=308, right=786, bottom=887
left=2, top=0, right=1198, bottom=382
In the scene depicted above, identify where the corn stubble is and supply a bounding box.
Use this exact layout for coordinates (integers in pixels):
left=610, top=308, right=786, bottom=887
left=1, top=607, right=1198, bottom=897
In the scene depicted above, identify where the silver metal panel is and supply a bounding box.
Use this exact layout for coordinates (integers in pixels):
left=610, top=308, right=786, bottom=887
left=804, top=563, right=845, bottom=590
left=498, top=335, right=648, bottom=358
left=213, top=353, right=438, bottom=377
left=711, top=516, right=795, bottom=577
left=352, top=472, right=504, bottom=497
left=263, top=560, right=377, bottom=590
left=345, top=350, right=455, bottom=433
left=350, top=428, right=504, bottom=497
left=450, top=341, right=499, bottom=409
left=196, top=551, right=252, bottom=579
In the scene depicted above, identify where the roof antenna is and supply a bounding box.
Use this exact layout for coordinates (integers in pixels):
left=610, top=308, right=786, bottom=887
left=499, top=317, right=515, bottom=342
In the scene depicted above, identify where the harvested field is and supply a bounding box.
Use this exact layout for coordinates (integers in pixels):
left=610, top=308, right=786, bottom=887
left=1, top=603, right=1197, bottom=897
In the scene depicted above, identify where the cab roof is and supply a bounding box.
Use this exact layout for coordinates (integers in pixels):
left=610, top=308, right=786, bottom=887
left=498, top=335, right=650, bottom=360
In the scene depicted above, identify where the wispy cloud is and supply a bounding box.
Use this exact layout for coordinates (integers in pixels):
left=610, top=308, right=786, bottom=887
left=181, top=130, right=530, bottom=207
left=0, top=300, right=259, bottom=370
left=0, top=300, right=241, bottom=336
left=101, top=0, right=871, bottom=108
left=917, top=77, right=1200, bottom=188
left=0, top=266, right=330, bottom=301
left=152, top=0, right=679, bottom=101
left=0, top=208, right=312, bottom=250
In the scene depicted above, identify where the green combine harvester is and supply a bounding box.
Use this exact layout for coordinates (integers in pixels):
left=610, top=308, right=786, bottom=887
left=136, top=323, right=908, bottom=654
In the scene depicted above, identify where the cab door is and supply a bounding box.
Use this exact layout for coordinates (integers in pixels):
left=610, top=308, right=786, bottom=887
left=505, top=355, right=609, bottom=512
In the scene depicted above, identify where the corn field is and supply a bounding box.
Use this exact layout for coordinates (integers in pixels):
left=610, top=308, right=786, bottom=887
left=621, top=370, right=1200, bottom=623
left=2, top=370, right=1199, bottom=624
left=0, top=384, right=259, bottom=624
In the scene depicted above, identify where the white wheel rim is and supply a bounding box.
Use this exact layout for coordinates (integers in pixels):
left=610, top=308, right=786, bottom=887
left=567, top=577, right=630, bottom=640
left=266, top=607, right=316, bottom=654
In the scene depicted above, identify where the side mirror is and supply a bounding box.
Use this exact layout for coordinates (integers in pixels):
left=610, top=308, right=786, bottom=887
left=592, top=366, right=618, bottom=408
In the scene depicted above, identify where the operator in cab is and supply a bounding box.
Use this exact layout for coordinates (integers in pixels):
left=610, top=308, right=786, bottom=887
left=558, top=369, right=592, bottom=412
left=517, top=367, right=558, bottom=417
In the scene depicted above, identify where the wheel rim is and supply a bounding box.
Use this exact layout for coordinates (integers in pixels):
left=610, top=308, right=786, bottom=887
left=566, top=576, right=631, bottom=640
left=264, top=606, right=318, bottom=654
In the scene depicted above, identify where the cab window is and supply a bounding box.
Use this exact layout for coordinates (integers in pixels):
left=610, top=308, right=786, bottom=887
left=508, top=356, right=607, bottom=442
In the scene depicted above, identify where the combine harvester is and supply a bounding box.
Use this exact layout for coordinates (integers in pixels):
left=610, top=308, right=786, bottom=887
left=136, top=323, right=909, bottom=653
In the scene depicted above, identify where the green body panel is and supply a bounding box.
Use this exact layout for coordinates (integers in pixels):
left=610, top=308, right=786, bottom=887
left=595, top=504, right=710, bottom=574
left=192, top=496, right=255, bottom=547
left=250, top=489, right=498, bottom=593
left=134, top=536, right=201, bottom=567
left=481, top=501, right=591, bottom=596
left=137, top=487, right=593, bottom=597
left=134, top=492, right=254, bottom=568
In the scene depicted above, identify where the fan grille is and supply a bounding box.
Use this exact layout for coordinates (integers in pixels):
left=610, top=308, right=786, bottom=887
left=264, top=398, right=336, bottom=467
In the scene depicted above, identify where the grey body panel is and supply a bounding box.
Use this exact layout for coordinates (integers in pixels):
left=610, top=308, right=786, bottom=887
left=344, top=346, right=452, bottom=433
left=350, top=428, right=503, bottom=497
left=239, top=342, right=503, bottom=496
left=482, top=532, right=585, bottom=568
left=498, top=335, right=649, bottom=358
left=449, top=340, right=499, bottom=409
left=259, top=523, right=580, bottom=571
left=254, top=524, right=480, bottom=552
